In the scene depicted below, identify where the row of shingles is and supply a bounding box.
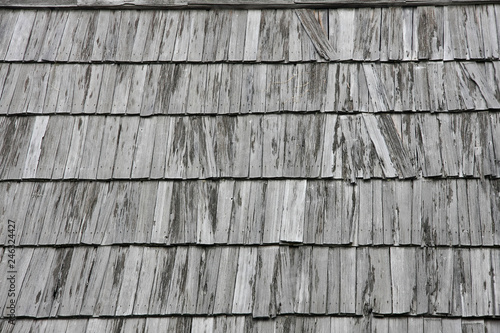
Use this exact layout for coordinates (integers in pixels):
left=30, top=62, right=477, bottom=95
left=396, top=112, right=500, bottom=178
left=2, top=62, right=500, bottom=115
left=3, top=112, right=500, bottom=181
left=2, top=179, right=500, bottom=247
left=0, top=114, right=414, bottom=181
left=2, top=317, right=499, bottom=333
left=0, top=9, right=313, bottom=63
left=327, top=5, right=500, bottom=62
left=1, top=246, right=499, bottom=318
left=1, top=6, right=499, bottom=63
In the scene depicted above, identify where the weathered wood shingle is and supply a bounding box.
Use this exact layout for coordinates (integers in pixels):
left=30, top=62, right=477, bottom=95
left=1, top=1, right=499, bottom=330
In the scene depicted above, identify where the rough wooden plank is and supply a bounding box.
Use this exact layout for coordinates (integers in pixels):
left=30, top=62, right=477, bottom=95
left=18, top=183, right=51, bottom=245
left=172, top=10, right=191, bottom=62
left=38, top=11, right=68, bottom=61
left=53, top=11, right=80, bottom=61
left=253, top=247, right=279, bottom=317
left=288, top=8, right=303, bottom=62
left=227, top=10, right=247, bottom=61
left=333, top=9, right=355, bottom=60
left=63, top=116, right=89, bottom=179
left=23, top=10, right=50, bottom=60
left=96, top=116, right=120, bottom=180
left=471, top=249, right=493, bottom=316
left=139, top=11, right=165, bottom=61
left=387, top=7, right=404, bottom=61
left=213, top=247, right=239, bottom=314
left=370, top=247, right=392, bottom=314
left=353, top=8, right=381, bottom=61
left=441, top=319, right=461, bottom=333
left=125, top=65, right=148, bottom=115
left=16, top=248, right=56, bottom=316
left=363, top=64, right=390, bottom=112
left=390, top=247, right=414, bottom=314
left=36, top=247, right=74, bottom=316
left=0, top=11, right=18, bottom=60
left=462, top=62, right=500, bottom=109
left=296, top=9, right=335, bottom=60
left=149, top=116, right=169, bottom=179
left=232, top=247, right=257, bottom=314
left=450, top=249, right=472, bottom=316
left=0, top=118, right=34, bottom=180
left=464, top=5, right=484, bottom=59
left=0, top=247, right=28, bottom=317
left=243, top=10, right=262, bottom=61
left=183, top=247, right=203, bottom=314
left=0, top=64, right=20, bottom=113
left=419, top=179, right=435, bottom=246
left=101, top=11, right=122, bottom=61
left=309, top=247, right=328, bottom=314
left=369, top=179, right=383, bottom=245
left=137, top=65, right=160, bottom=116
left=416, top=6, right=444, bottom=60
left=466, top=180, right=482, bottom=246
left=154, top=11, right=178, bottom=61
left=114, top=245, right=143, bottom=314
left=418, top=114, right=443, bottom=177
left=226, top=181, right=249, bottom=244
left=112, top=117, right=140, bottom=179
left=57, top=248, right=96, bottom=314
left=433, top=248, right=453, bottom=315
left=111, top=65, right=133, bottom=114
left=142, top=247, right=173, bottom=314
left=149, top=181, right=172, bottom=244
left=362, top=114, right=398, bottom=178
left=130, top=247, right=157, bottom=314
left=89, top=10, right=110, bottom=60
left=5, top=64, right=30, bottom=114
left=215, top=11, right=231, bottom=61
left=93, top=246, right=128, bottom=315
left=204, top=64, right=223, bottom=114
left=303, top=181, right=325, bottom=244
left=462, top=320, right=485, bottom=333
left=293, top=247, right=311, bottom=313
left=279, top=180, right=306, bottom=243
left=22, top=116, right=49, bottom=179
left=339, top=248, right=356, bottom=314
left=411, top=248, right=427, bottom=314
left=66, top=11, right=93, bottom=61
left=481, top=5, right=500, bottom=59
left=414, top=64, right=431, bottom=111
left=5, top=11, right=36, bottom=61
left=167, top=64, right=191, bottom=114
left=201, top=10, right=221, bottom=62
left=77, top=116, right=104, bottom=179
left=357, top=180, right=373, bottom=245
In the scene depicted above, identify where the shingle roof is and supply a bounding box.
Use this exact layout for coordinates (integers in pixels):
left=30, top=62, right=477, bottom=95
left=1, top=1, right=499, bottom=332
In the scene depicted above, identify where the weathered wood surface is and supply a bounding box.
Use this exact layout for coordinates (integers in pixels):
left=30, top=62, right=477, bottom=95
left=0, top=6, right=498, bottom=62
left=2, top=246, right=499, bottom=318
left=2, top=61, right=499, bottom=115
left=3, top=112, right=500, bottom=180
left=1, top=0, right=499, bottom=8
left=2, top=179, right=499, bottom=246
left=1, top=1, right=498, bottom=330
